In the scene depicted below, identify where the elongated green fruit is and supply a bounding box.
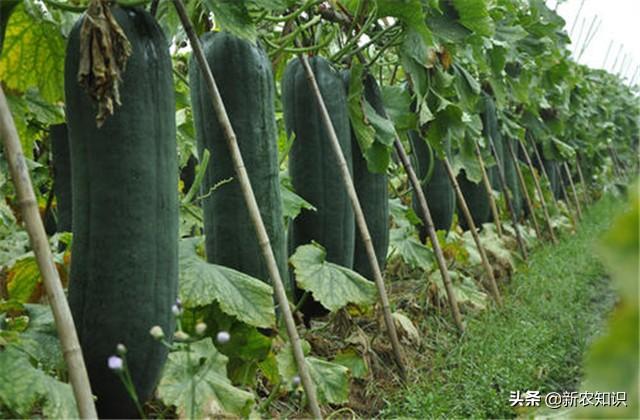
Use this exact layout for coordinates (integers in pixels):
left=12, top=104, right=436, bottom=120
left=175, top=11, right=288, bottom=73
left=409, top=130, right=455, bottom=238
left=283, top=56, right=354, bottom=317
left=341, top=70, right=389, bottom=281
left=483, top=95, right=522, bottom=219
left=456, top=170, right=492, bottom=230
left=65, top=7, right=177, bottom=417
left=50, top=124, right=72, bottom=232
left=189, top=32, right=288, bottom=285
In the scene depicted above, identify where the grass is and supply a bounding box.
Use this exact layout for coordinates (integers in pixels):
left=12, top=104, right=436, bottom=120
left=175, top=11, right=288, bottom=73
left=381, top=195, right=621, bottom=418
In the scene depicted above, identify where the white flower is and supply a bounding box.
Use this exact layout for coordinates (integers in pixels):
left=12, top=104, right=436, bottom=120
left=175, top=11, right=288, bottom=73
left=292, top=375, right=301, bottom=386
left=174, top=331, right=189, bottom=341
left=150, top=325, right=165, bottom=340
left=216, top=331, right=230, bottom=344
left=108, top=356, right=123, bottom=371
left=171, top=304, right=182, bottom=316
left=195, top=322, right=207, bottom=335
left=116, top=343, right=127, bottom=355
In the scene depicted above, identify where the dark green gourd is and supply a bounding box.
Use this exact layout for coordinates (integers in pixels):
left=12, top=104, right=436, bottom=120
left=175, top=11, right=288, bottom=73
left=483, top=95, right=522, bottom=219
left=409, top=130, right=456, bottom=239
left=456, top=169, right=492, bottom=230
left=65, top=7, right=178, bottom=417
left=341, top=70, right=389, bottom=281
left=283, top=57, right=354, bottom=318
left=189, top=32, right=288, bottom=285
left=50, top=124, right=72, bottom=232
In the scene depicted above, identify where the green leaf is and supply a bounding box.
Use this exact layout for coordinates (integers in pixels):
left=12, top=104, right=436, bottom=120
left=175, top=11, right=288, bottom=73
left=347, top=62, right=376, bottom=153
left=276, top=341, right=349, bottom=404
left=0, top=346, right=78, bottom=418
left=451, top=0, right=495, bottom=37
left=377, top=0, right=433, bottom=48
left=431, top=270, right=487, bottom=310
left=333, top=349, right=368, bottom=379
left=158, top=338, right=255, bottom=418
left=201, top=0, right=257, bottom=42
left=363, top=100, right=396, bottom=147
left=280, top=182, right=316, bottom=221
left=0, top=4, right=65, bottom=102
left=289, top=243, right=377, bottom=311
left=381, top=86, right=418, bottom=132
left=389, top=227, right=434, bottom=270
left=179, top=238, right=276, bottom=328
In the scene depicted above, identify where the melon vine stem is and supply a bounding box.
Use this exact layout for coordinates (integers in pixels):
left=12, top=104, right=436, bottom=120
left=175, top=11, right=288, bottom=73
left=473, top=141, right=503, bottom=237
left=171, top=1, right=322, bottom=418
left=296, top=50, right=409, bottom=377
left=563, top=161, right=583, bottom=219
left=442, top=157, right=503, bottom=306
left=486, top=135, right=529, bottom=261
left=506, top=139, right=543, bottom=240
left=0, top=86, right=98, bottom=419
left=393, top=141, right=465, bottom=332
left=519, top=140, right=558, bottom=244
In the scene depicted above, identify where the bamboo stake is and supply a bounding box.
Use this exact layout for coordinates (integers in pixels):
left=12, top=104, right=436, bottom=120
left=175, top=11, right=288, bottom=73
left=296, top=54, right=408, bottom=376
left=575, top=153, right=590, bottom=204
left=560, top=172, right=580, bottom=222
left=0, top=87, right=98, bottom=418
left=610, top=44, right=624, bottom=72
left=486, top=136, right=528, bottom=260
left=506, top=140, right=543, bottom=240
left=569, top=0, right=586, bottom=38
left=575, top=15, right=597, bottom=57
left=563, top=162, right=583, bottom=219
left=171, top=1, right=322, bottom=417
left=474, top=141, right=503, bottom=237
left=529, top=137, right=577, bottom=229
left=519, top=141, right=557, bottom=244
left=578, top=17, right=601, bottom=61
left=602, top=40, right=614, bottom=68
left=393, top=140, right=465, bottom=331
left=572, top=17, right=587, bottom=57
left=442, top=158, right=502, bottom=306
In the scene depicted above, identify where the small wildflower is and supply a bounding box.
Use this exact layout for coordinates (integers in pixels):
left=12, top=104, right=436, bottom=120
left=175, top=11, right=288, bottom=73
left=195, top=322, right=207, bottom=335
left=216, top=331, right=230, bottom=344
left=116, top=343, right=127, bottom=355
left=292, top=375, right=301, bottom=386
left=174, top=331, right=190, bottom=341
left=171, top=304, right=182, bottom=316
left=150, top=325, right=165, bottom=340
left=108, top=355, right=123, bottom=371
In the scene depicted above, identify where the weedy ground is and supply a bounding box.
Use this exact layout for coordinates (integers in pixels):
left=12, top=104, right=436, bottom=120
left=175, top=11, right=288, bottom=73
left=379, top=195, right=621, bottom=418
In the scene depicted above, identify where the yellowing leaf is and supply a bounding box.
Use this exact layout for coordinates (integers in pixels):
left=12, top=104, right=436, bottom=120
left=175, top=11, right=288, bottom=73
left=0, top=4, right=65, bottom=102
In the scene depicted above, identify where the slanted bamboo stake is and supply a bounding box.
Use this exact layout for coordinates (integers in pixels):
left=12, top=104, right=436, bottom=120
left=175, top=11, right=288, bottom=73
left=610, top=44, right=624, bottom=72
left=296, top=55, right=407, bottom=376
left=473, top=141, right=503, bottom=237
left=486, top=136, right=528, bottom=260
left=0, top=87, right=98, bottom=418
left=506, top=140, right=542, bottom=240
left=563, top=162, right=583, bottom=219
left=569, top=0, right=586, bottom=38
left=607, top=145, right=623, bottom=179
left=519, top=141, right=557, bottom=244
left=575, top=153, right=590, bottom=204
left=602, top=40, right=614, bottom=68
left=529, top=137, right=578, bottom=229
left=442, top=158, right=502, bottom=306
left=559, top=173, right=580, bottom=223
left=171, top=1, right=322, bottom=417
left=393, top=140, right=465, bottom=331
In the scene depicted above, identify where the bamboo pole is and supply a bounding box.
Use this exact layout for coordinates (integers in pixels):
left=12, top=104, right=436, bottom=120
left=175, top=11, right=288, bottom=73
left=575, top=153, right=590, bottom=204
left=563, top=162, right=583, bottom=219
left=572, top=17, right=587, bottom=57
left=171, top=1, right=322, bottom=417
left=519, top=141, right=557, bottom=244
left=393, top=140, right=465, bottom=331
left=569, top=0, right=586, bottom=38
left=474, top=141, right=503, bottom=237
left=442, top=158, right=502, bottom=306
left=529, top=137, right=578, bottom=229
left=602, top=40, right=614, bottom=68
left=0, top=87, right=98, bottom=418
left=486, top=136, right=528, bottom=260
left=578, top=17, right=601, bottom=61
left=575, top=15, right=597, bottom=57
left=296, top=54, right=408, bottom=376
left=506, top=140, right=543, bottom=240
left=610, top=44, right=624, bottom=72
left=560, top=172, right=580, bottom=222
